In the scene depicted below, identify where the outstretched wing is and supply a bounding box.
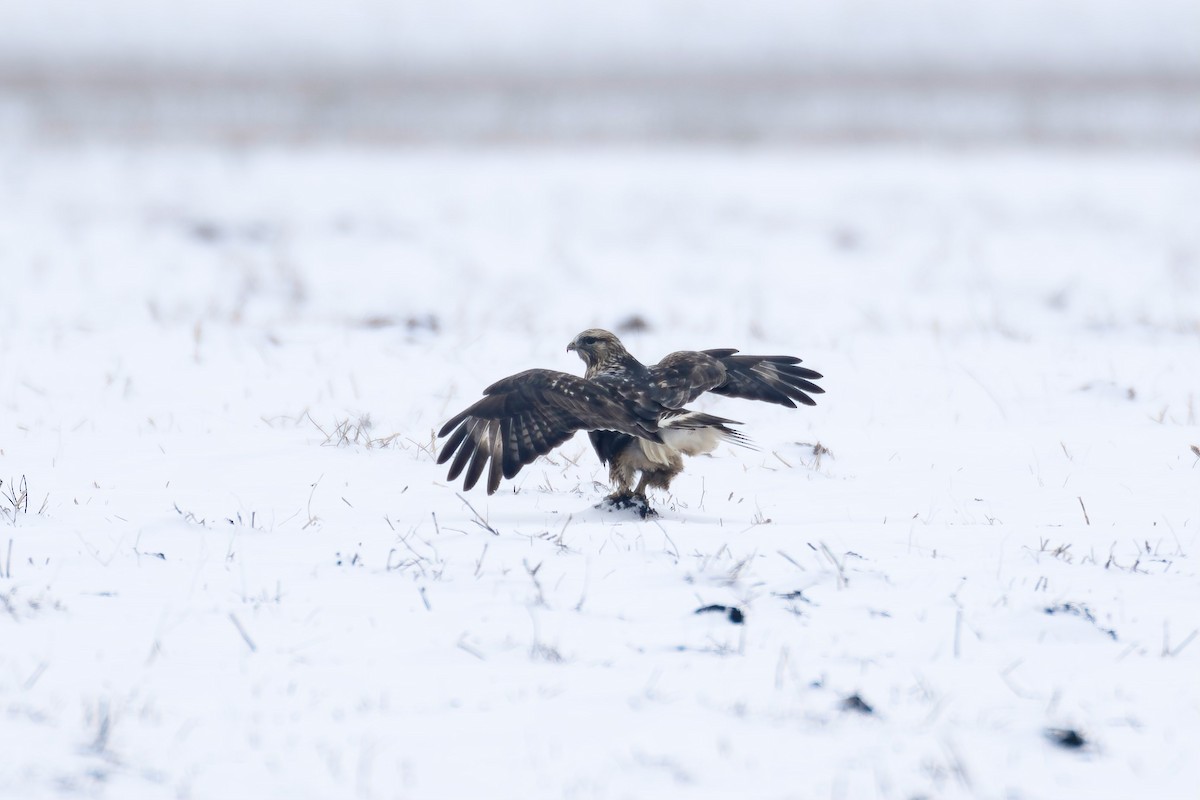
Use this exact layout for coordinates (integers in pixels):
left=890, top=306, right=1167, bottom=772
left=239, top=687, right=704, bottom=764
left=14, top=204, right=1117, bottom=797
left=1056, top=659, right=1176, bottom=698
left=646, top=349, right=825, bottom=409
left=643, top=351, right=728, bottom=408
left=702, top=349, right=824, bottom=407
left=438, top=369, right=659, bottom=494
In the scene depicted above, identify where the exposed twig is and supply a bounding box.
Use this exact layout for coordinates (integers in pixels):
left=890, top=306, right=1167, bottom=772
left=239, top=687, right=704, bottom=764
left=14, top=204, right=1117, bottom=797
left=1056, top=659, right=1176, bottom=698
left=1167, top=629, right=1198, bottom=658
left=777, top=550, right=804, bottom=571
left=303, top=475, right=323, bottom=530
left=89, top=701, right=112, bottom=755
left=819, top=541, right=847, bottom=589
left=228, top=612, right=257, bottom=652
left=649, top=518, right=679, bottom=559
left=457, top=636, right=486, bottom=660
left=523, top=559, right=546, bottom=606
left=456, top=493, right=499, bottom=536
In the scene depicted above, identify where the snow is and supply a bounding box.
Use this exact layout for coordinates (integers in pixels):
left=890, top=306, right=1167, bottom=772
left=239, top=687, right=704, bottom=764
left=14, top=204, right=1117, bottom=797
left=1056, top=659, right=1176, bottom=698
left=1, top=145, right=1198, bottom=798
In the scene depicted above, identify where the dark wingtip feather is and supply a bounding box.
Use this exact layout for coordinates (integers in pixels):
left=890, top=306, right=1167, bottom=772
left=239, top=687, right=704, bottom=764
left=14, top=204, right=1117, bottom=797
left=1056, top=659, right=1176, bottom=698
left=438, top=412, right=468, bottom=438
left=776, top=380, right=822, bottom=405
left=487, top=425, right=504, bottom=494
left=705, top=352, right=826, bottom=408
left=446, top=421, right=479, bottom=481
left=500, top=417, right=522, bottom=480
left=462, top=450, right=487, bottom=491
left=462, top=423, right=494, bottom=491
left=777, top=363, right=824, bottom=381
left=487, top=462, right=502, bottom=494
left=437, top=422, right=470, bottom=464
left=754, top=378, right=800, bottom=408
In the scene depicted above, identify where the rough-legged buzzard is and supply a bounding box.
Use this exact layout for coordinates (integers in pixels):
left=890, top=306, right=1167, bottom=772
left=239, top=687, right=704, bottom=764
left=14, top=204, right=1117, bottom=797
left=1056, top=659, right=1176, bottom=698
left=438, top=329, right=823, bottom=512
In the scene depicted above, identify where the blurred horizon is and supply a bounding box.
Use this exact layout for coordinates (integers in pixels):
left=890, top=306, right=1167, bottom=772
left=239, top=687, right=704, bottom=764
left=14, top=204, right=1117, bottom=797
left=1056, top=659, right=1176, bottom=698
left=2, top=0, right=1198, bottom=146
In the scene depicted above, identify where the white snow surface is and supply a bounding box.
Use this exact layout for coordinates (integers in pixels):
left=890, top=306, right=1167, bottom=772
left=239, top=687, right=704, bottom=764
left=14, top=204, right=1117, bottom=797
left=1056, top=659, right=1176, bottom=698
left=1, top=145, right=1198, bottom=798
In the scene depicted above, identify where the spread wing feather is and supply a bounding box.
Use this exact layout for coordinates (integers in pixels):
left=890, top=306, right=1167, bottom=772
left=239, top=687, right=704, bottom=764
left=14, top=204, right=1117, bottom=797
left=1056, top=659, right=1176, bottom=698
left=646, top=349, right=825, bottom=410
left=703, top=350, right=825, bottom=408
left=438, top=369, right=660, bottom=494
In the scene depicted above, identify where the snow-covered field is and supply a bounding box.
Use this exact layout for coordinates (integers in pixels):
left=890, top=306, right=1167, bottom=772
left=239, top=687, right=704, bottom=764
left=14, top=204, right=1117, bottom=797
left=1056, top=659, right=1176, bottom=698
left=1, top=146, right=1198, bottom=798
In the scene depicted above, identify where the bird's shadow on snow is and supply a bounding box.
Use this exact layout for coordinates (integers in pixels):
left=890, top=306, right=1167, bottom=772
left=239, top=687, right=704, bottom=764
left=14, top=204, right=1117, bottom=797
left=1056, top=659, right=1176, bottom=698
left=568, top=497, right=731, bottom=526
left=479, top=498, right=724, bottom=529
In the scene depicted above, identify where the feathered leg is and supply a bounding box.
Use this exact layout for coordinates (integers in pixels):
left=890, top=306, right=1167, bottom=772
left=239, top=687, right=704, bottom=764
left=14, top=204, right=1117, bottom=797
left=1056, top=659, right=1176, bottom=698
left=598, top=458, right=658, bottom=517
left=630, top=465, right=680, bottom=515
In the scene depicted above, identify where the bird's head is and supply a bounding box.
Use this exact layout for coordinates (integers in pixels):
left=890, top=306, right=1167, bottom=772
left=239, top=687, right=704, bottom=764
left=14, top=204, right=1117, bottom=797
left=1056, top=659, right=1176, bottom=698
left=567, top=328, right=626, bottom=371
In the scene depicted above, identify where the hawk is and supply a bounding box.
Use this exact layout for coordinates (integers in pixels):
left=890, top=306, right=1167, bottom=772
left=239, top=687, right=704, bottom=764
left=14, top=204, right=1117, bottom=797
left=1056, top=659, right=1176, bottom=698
left=437, top=329, right=824, bottom=513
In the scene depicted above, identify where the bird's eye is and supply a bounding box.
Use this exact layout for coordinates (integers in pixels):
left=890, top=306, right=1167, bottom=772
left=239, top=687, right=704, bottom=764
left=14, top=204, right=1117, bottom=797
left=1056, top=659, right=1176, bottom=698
left=582, top=336, right=597, bottom=345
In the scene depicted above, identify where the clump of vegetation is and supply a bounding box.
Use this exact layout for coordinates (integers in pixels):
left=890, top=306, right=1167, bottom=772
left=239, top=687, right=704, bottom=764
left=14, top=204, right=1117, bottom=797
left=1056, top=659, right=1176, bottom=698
left=2, top=476, right=47, bottom=526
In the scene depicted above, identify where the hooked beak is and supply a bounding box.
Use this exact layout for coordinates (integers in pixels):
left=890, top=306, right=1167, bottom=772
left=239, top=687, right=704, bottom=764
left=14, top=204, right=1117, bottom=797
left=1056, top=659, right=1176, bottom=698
left=566, top=341, right=577, bottom=353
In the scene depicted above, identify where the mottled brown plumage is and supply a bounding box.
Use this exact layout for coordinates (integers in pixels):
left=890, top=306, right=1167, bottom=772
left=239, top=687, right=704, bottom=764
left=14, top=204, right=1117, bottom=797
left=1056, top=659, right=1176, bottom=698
left=437, top=329, right=824, bottom=509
